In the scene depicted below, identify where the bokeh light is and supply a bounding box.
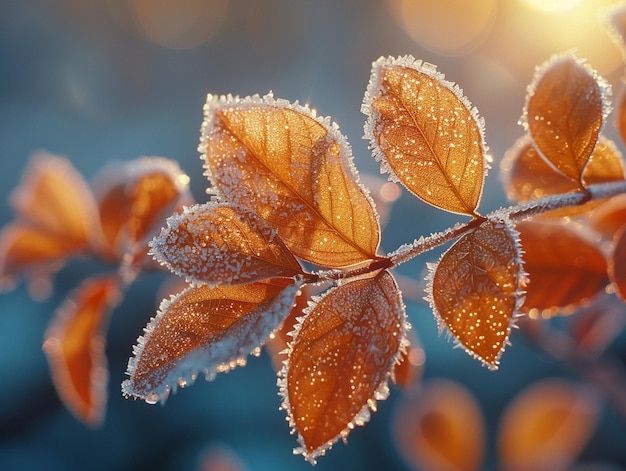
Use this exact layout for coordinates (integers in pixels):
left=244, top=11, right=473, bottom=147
left=388, top=0, right=497, bottom=57
left=130, top=0, right=228, bottom=49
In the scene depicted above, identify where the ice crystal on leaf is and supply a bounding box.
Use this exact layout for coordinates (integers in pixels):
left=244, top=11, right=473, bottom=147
left=426, top=217, right=524, bottom=369
left=121, top=53, right=617, bottom=462
left=150, top=203, right=304, bottom=286
left=522, top=53, right=612, bottom=188
left=199, top=92, right=381, bottom=267
left=279, top=270, right=408, bottom=463
left=93, top=156, right=193, bottom=265
left=363, top=55, right=488, bottom=217
left=122, top=278, right=302, bottom=404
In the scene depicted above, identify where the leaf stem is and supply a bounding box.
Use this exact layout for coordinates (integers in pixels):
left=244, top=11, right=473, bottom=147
left=390, top=179, right=626, bottom=267
left=314, top=180, right=626, bottom=282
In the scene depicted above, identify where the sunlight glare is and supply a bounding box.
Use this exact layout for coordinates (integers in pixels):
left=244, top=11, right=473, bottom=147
left=519, top=0, right=584, bottom=13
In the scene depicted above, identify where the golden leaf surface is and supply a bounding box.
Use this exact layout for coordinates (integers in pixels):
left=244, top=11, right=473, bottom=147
left=517, top=220, right=608, bottom=315
left=609, top=224, right=626, bottom=302
left=42, top=275, right=121, bottom=426
left=428, top=218, right=523, bottom=369
left=363, top=55, right=487, bottom=216
left=150, top=203, right=303, bottom=286
left=122, top=278, right=301, bottom=404
left=501, top=135, right=625, bottom=204
left=498, top=379, right=599, bottom=471
left=94, top=157, right=192, bottom=261
left=281, top=270, right=407, bottom=463
left=393, top=379, right=485, bottom=471
left=200, top=93, right=380, bottom=267
left=524, top=53, right=609, bottom=186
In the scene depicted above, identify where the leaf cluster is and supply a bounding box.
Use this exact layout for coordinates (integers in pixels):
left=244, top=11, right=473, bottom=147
left=2, top=9, right=626, bottom=465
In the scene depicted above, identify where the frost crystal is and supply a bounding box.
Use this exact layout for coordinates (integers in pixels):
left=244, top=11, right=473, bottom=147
left=122, top=279, right=302, bottom=404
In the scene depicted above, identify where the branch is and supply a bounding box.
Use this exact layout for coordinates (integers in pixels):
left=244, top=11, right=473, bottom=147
left=389, top=180, right=626, bottom=267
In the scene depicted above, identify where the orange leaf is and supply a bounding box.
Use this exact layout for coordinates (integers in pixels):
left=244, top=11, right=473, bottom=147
left=280, top=270, right=408, bottom=463
left=42, top=275, right=121, bottom=426
left=497, top=379, right=599, bottom=471
left=523, top=53, right=610, bottom=186
left=501, top=135, right=579, bottom=204
left=393, top=379, right=485, bottom=471
left=501, top=135, right=625, bottom=218
left=150, top=203, right=303, bottom=286
left=122, top=277, right=301, bottom=404
left=10, top=151, right=100, bottom=247
left=582, top=136, right=625, bottom=185
left=609, top=224, right=626, bottom=302
left=200, top=93, right=380, bottom=267
left=94, top=157, right=193, bottom=261
left=363, top=55, right=487, bottom=216
left=588, top=193, right=626, bottom=239
left=427, top=217, right=523, bottom=369
left=501, top=135, right=624, bottom=203
left=517, top=220, right=608, bottom=315
left=0, top=222, right=85, bottom=298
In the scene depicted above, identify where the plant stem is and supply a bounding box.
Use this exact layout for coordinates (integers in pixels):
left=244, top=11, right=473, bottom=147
left=314, top=180, right=626, bottom=282
left=389, top=180, right=626, bottom=267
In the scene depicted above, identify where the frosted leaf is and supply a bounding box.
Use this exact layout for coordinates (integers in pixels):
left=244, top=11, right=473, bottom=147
left=521, top=52, right=611, bottom=186
left=199, top=92, right=381, bottom=267
left=278, top=269, right=409, bottom=463
left=93, top=156, right=193, bottom=262
left=426, top=217, right=525, bottom=369
left=149, top=202, right=303, bottom=286
left=363, top=55, right=488, bottom=216
left=122, top=277, right=301, bottom=403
